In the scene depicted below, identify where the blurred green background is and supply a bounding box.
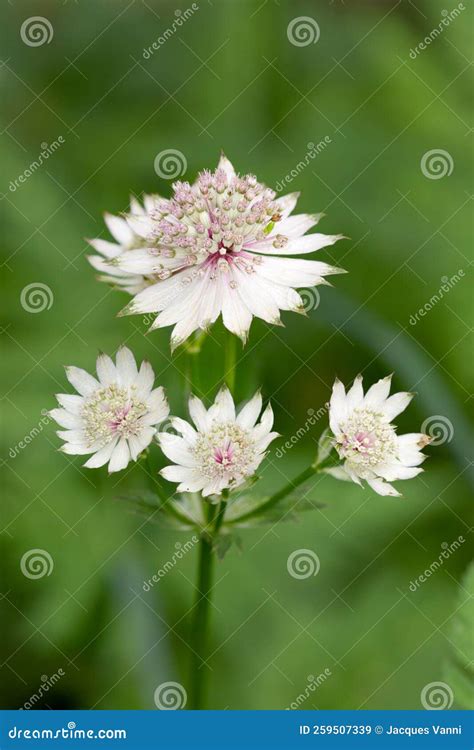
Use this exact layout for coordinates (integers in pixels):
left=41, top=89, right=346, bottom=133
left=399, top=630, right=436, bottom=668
left=1, top=0, right=473, bottom=711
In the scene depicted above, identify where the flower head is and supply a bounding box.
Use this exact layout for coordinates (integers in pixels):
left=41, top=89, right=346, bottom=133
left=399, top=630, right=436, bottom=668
left=158, top=387, right=278, bottom=497
left=50, top=347, right=169, bottom=473
left=100, top=154, right=344, bottom=349
left=327, top=374, right=431, bottom=496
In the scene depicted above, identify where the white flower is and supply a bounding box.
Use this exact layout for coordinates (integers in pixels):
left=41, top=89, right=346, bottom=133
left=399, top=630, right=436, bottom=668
left=112, top=154, right=344, bottom=349
left=50, top=347, right=169, bottom=473
left=87, top=195, right=162, bottom=294
left=327, top=374, right=431, bottom=496
left=158, top=387, right=278, bottom=497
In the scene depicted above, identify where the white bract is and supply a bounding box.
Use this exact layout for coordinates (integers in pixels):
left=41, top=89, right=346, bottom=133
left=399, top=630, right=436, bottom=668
left=92, top=154, right=344, bottom=349
left=327, top=374, right=431, bottom=496
left=50, top=347, right=169, bottom=473
left=87, top=195, right=162, bottom=295
left=158, top=387, right=278, bottom=497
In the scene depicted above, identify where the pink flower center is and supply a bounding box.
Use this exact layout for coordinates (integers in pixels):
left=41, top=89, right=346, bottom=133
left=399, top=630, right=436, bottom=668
left=214, top=440, right=234, bottom=466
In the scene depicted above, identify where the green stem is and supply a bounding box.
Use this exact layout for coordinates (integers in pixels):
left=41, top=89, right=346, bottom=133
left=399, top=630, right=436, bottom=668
left=224, top=335, right=237, bottom=393
left=230, top=465, right=316, bottom=525
left=188, top=502, right=217, bottom=709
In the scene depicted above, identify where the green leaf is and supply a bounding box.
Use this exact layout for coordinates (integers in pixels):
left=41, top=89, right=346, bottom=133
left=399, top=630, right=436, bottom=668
left=443, top=562, right=474, bottom=709
left=116, top=491, right=201, bottom=531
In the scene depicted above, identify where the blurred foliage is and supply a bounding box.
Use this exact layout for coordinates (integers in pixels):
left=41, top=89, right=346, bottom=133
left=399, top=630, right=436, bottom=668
left=1, top=0, right=473, bottom=710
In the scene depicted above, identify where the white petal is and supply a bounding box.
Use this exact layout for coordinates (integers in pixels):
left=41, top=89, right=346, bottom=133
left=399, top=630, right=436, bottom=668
left=115, top=347, right=138, bottom=386
left=108, top=438, right=130, bottom=473
left=60, top=442, right=94, bottom=456
left=322, top=465, right=353, bottom=482
left=345, top=375, right=364, bottom=411
left=237, top=391, right=262, bottom=429
left=87, top=238, right=121, bottom=258
left=256, top=256, right=343, bottom=287
left=221, top=284, right=252, bottom=343
left=329, top=379, right=347, bottom=434
left=363, top=375, right=392, bottom=409
left=83, top=439, right=118, bottom=469
left=217, top=153, right=236, bottom=181
left=188, top=396, right=209, bottom=432
left=96, top=353, right=117, bottom=385
left=65, top=366, right=99, bottom=397
left=247, top=232, right=343, bottom=256
left=232, top=266, right=281, bottom=324
left=367, top=477, right=401, bottom=497
left=374, top=462, right=423, bottom=481
left=104, top=213, right=134, bottom=245
left=49, top=408, right=81, bottom=429
left=382, top=392, right=414, bottom=421
left=56, top=429, right=86, bottom=443
left=158, top=434, right=196, bottom=467
left=275, top=213, right=323, bottom=238
left=55, top=394, right=83, bottom=414
left=134, top=360, right=155, bottom=398
left=128, top=427, right=156, bottom=460
left=208, top=386, right=235, bottom=423
left=170, top=417, right=198, bottom=445
left=252, top=403, right=274, bottom=442
left=273, top=192, right=300, bottom=219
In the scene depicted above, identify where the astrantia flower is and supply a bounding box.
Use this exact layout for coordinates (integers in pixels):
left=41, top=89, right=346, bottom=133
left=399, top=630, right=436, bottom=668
left=109, top=154, right=344, bottom=349
left=327, top=374, right=431, bottom=497
left=87, top=195, right=161, bottom=294
left=158, top=387, right=278, bottom=497
left=50, top=347, right=169, bottom=473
